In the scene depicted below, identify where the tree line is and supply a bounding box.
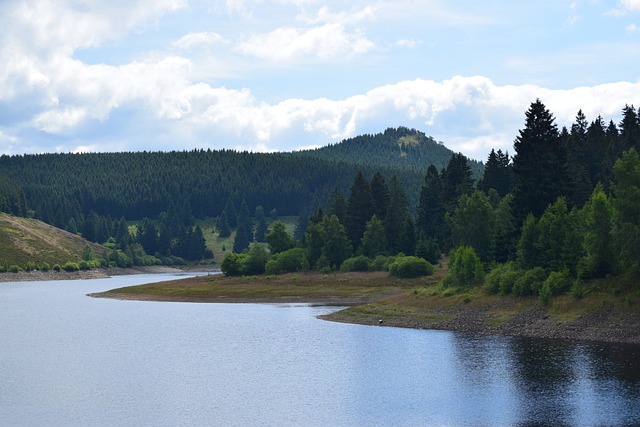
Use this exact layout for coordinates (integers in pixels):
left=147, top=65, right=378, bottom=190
left=0, top=127, right=461, bottom=264
left=223, top=100, right=640, bottom=299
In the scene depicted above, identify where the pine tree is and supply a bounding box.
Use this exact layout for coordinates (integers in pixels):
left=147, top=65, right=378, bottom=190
left=266, top=221, right=294, bottom=254
left=385, top=175, right=409, bottom=253
left=345, top=171, right=373, bottom=251
left=232, top=224, right=250, bottom=253
left=327, top=188, right=347, bottom=225
left=370, top=172, right=390, bottom=221
left=416, top=165, right=444, bottom=239
left=512, top=99, right=568, bottom=223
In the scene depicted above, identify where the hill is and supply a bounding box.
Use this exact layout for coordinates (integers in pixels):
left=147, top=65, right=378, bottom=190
left=294, top=127, right=484, bottom=176
left=0, top=213, right=108, bottom=268
left=0, top=128, right=477, bottom=229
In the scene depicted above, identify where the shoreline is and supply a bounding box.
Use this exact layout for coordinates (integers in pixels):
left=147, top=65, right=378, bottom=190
left=13, top=268, right=639, bottom=346
left=0, top=265, right=219, bottom=283
left=320, top=303, right=640, bottom=346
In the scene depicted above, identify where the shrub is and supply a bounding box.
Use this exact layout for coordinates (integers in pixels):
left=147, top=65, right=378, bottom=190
left=340, top=256, right=371, bottom=272
left=513, top=267, right=547, bottom=296
left=484, top=262, right=518, bottom=295
left=370, top=255, right=388, bottom=271
left=540, top=268, right=572, bottom=303
left=221, top=253, right=249, bottom=276
left=265, top=248, right=309, bottom=275
left=62, top=262, right=80, bottom=272
left=24, top=262, right=36, bottom=272
left=39, top=262, right=50, bottom=271
left=0, top=261, right=7, bottom=273
left=8, top=265, right=21, bottom=273
left=52, top=264, right=62, bottom=272
left=389, top=256, right=434, bottom=278
left=447, top=246, right=484, bottom=288
left=242, top=245, right=270, bottom=275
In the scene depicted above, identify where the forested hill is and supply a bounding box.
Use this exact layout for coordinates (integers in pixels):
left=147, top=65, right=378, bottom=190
left=0, top=127, right=469, bottom=229
left=295, top=127, right=483, bottom=176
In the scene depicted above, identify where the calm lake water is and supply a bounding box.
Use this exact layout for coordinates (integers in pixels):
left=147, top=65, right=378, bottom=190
left=1, top=273, right=639, bottom=427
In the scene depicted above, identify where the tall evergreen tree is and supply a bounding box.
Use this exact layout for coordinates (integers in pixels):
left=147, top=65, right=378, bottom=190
left=512, top=99, right=568, bottom=223
left=327, top=188, right=347, bottom=225
left=232, top=224, right=250, bottom=253
left=479, top=149, right=513, bottom=197
left=416, top=165, right=443, bottom=239
left=370, top=172, right=390, bottom=221
left=345, top=171, right=374, bottom=250
left=385, top=175, right=410, bottom=253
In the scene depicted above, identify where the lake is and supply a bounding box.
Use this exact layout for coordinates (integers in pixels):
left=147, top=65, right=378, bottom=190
left=1, top=273, right=639, bottom=426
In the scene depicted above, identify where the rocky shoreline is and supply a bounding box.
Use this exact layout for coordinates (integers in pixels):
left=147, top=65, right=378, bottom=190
left=323, top=301, right=640, bottom=345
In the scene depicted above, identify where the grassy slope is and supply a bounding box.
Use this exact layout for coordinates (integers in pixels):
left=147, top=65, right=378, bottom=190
left=0, top=213, right=108, bottom=266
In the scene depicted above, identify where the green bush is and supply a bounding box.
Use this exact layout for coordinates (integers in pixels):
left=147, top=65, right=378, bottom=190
left=39, top=262, right=50, bottom=271
left=540, top=269, right=572, bottom=303
left=484, top=262, right=519, bottom=295
left=108, top=250, right=133, bottom=268
left=0, top=261, right=7, bottom=273
left=265, top=248, right=309, bottom=275
left=513, top=267, right=547, bottom=296
left=242, top=245, right=270, bottom=275
left=448, top=246, right=484, bottom=288
left=389, top=256, right=434, bottom=278
left=62, top=262, right=80, bottom=272
left=24, top=262, right=36, bottom=272
left=52, top=264, right=62, bottom=272
left=8, top=265, right=21, bottom=273
left=340, top=256, right=371, bottom=272
left=221, top=253, right=249, bottom=276
left=370, top=255, right=388, bottom=271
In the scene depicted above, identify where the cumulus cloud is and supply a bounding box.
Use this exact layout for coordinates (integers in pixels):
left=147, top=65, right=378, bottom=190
left=172, top=32, right=224, bottom=49
left=236, top=23, right=375, bottom=61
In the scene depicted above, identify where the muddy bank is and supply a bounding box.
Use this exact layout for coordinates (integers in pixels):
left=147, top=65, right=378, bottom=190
left=322, top=302, right=640, bottom=345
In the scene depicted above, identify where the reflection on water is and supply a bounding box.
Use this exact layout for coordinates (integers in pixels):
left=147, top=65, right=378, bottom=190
left=0, top=275, right=639, bottom=427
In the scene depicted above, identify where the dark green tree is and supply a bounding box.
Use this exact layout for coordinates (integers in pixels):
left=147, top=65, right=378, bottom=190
left=266, top=221, right=294, bottom=254
left=345, top=171, right=374, bottom=251
left=448, top=191, right=496, bottom=263
left=232, top=224, right=250, bottom=253
left=385, top=175, right=410, bottom=253
left=370, top=172, right=390, bottom=221
left=327, top=188, right=347, bottom=225
left=611, top=148, right=640, bottom=275
left=320, top=214, right=352, bottom=270
left=416, top=165, right=444, bottom=239
left=216, top=211, right=231, bottom=238
left=255, top=217, right=268, bottom=242
left=580, top=184, right=615, bottom=278
left=512, top=99, right=568, bottom=223
left=361, top=215, right=387, bottom=257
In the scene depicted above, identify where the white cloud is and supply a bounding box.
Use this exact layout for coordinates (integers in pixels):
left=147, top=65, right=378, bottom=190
left=172, top=32, right=224, bottom=49
left=236, top=23, right=375, bottom=61
left=627, top=23, right=639, bottom=33
left=620, top=0, right=640, bottom=12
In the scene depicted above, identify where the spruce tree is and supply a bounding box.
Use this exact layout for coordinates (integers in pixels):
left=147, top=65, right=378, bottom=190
left=345, top=171, right=373, bottom=251
left=512, top=99, right=568, bottom=223
left=370, top=172, right=390, bottom=221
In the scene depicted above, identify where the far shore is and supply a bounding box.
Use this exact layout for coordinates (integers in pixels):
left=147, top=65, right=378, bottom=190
left=89, top=271, right=640, bottom=346
left=0, top=265, right=219, bottom=283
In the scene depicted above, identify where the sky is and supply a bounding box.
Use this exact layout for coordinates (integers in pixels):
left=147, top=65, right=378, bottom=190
left=1, top=1, right=640, bottom=161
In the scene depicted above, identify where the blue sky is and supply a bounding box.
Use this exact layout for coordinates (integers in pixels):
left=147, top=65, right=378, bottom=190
left=1, top=0, right=640, bottom=160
